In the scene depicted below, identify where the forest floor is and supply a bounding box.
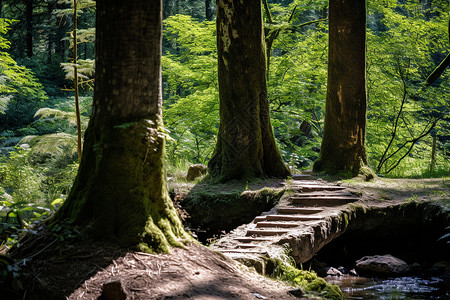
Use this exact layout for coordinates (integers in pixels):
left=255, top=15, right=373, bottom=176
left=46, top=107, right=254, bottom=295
left=340, top=176, right=449, bottom=207
left=1, top=176, right=448, bottom=300
left=3, top=239, right=300, bottom=300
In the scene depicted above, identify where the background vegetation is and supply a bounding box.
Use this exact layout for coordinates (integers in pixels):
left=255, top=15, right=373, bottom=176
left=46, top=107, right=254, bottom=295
left=0, top=0, right=448, bottom=246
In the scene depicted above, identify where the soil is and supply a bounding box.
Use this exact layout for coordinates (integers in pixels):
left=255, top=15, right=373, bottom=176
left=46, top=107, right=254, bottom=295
left=1, top=177, right=448, bottom=300
left=2, top=236, right=299, bottom=300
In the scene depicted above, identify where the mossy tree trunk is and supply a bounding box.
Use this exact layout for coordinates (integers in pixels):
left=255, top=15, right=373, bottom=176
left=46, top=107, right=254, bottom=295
left=51, top=0, right=190, bottom=253
left=208, top=0, right=290, bottom=181
left=313, top=0, right=368, bottom=176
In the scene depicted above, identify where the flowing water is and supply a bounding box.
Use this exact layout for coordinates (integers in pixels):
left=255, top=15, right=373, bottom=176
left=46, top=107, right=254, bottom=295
left=326, top=275, right=449, bottom=299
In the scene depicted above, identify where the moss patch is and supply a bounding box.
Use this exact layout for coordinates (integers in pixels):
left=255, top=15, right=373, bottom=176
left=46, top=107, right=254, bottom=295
left=50, top=117, right=192, bottom=253
left=267, top=259, right=342, bottom=300
left=182, top=180, right=285, bottom=233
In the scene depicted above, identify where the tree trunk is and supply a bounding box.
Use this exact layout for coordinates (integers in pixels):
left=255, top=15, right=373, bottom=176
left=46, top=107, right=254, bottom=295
left=430, top=135, right=437, bottom=173
left=426, top=53, right=450, bottom=86
left=26, top=0, right=33, bottom=58
left=51, top=0, right=190, bottom=253
left=209, top=0, right=290, bottom=181
left=205, top=0, right=214, bottom=21
left=54, top=1, right=68, bottom=61
left=47, top=1, right=54, bottom=64
left=313, top=0, right=368, bottom=176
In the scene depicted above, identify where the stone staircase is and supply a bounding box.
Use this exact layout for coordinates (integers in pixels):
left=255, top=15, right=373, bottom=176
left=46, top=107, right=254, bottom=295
left=210, top=174, right=361, bottom=271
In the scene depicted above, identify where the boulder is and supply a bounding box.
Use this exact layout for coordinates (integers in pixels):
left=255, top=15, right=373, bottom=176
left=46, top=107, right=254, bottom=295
left=186, top=164, right=207, bottom=181
left=356, top=254, right=410, bottom=276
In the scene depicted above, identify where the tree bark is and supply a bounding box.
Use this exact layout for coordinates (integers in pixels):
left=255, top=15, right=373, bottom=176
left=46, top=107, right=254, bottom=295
left=25, top=0, right=33, bottom=58
left=51, top=0, right=190, bottom=252
left=209, top=0, right=290, bottom=181
left=313, top=0, right=368, bottom=176
left=430, top=135, right=437, bottom=173
left=426, top=53, right=450, bottom=86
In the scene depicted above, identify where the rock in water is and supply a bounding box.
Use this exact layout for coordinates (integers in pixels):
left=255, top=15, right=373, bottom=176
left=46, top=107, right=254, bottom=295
left=355, top=254, right=410, bottom=276
left=326, top=267, right=343, bottom=276
left=186, top=164, right=207, bottom=181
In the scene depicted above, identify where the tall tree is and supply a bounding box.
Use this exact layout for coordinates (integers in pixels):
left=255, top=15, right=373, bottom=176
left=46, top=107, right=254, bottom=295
left=313, top=0, right=368, bottom=176
left=208, top=0, right=290, bottom=181
left=25, top=0, right=33, bottom=57
left=51, top=0, right=190, bottom=252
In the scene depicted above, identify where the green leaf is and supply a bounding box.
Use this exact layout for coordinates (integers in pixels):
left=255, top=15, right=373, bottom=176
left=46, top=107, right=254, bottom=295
left=51, top=198, right=64, bottom=208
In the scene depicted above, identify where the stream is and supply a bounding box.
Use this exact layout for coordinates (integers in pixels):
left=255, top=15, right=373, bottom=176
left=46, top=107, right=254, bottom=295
left=325, top=275, right=449, bottom=299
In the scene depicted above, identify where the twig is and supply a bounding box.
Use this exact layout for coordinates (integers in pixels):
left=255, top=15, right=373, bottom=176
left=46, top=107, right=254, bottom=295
left=20, top=239, right=58, bottom=265
left=135, top=251, right=158, bottom=258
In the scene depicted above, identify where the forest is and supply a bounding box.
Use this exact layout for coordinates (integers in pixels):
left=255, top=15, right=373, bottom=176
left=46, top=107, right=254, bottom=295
left=0, top=0, right=449, bottom=299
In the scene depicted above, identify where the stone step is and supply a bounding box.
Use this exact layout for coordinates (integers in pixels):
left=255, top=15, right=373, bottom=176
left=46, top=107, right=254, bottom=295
left=277, top=207, right=324, bottom=214
left=292, top=174, right=316, bottom=180
left=235, top=237, right=273, bottom=243
left=255, top=221, right=299, bottom=228
left=291, top=185, right=346, bottom=192
left=292, top=192, right=354, bottom=198
left=236, top=243, right=264, bottom=249
left=219, top=249, right=265, bottom=254
left=253, top=216, right=267, bottom=223
left=290, top=196, right=359, bottom=207
left=246, top=229, right=292, bottom=236
left=290, top=180, right=322, bottom=185
left=265, top=214, right=323, bottom=222
left=290, top=195, right=359, bottom=201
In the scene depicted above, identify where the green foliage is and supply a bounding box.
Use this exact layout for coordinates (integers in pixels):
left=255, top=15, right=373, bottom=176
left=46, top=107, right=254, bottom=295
left=265, top=2, right=328, bottom=169
left=31, top=107, right=89, bottom=135
left=365, top=1, right=449, bottom=176
left=163, top=15, right=218, bottom=166
left=0, top=146, right=78, bottom=247
left=0, top=149, right=44, bottom=205
left=58, top=0, right=96, bottom=92
left=0, top=19, right=47, bottom=119
left=163, top=0, right=207, bottom=20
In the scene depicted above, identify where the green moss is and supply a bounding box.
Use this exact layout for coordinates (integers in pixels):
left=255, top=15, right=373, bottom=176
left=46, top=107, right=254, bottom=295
left=341, top=212, right=349, bottom=229
left=358, top=165, right=376, bottom=181
left=183, top=181, right=285, bottom=232
left=51, top=117, right=192, bottom=253
left=267, top=260, right=342, bottom=300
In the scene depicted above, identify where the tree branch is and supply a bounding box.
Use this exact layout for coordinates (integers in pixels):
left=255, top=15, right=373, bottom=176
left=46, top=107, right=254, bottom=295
left=377, top=58, right=408, bottom=172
